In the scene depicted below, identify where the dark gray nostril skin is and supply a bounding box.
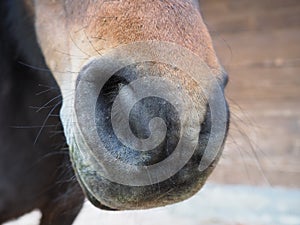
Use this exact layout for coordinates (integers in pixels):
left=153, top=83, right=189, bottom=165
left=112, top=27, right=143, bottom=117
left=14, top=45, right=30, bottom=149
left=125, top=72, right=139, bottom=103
left=69, top=42, right=229, bottom=210
left=95, top=63, right=181, bottom=166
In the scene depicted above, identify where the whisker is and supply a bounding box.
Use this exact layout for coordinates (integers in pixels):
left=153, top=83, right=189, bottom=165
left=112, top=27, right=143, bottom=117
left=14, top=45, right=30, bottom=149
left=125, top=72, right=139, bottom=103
left=69, top=32, right=92, bottom=57
left=38, top=84, right=59, bottom=89
left=208, top=26, right=233, bottom=66
left=36, top=86, right=58, bottom=96
left=18, top=60, right=79, bottom=74
left=29, top=104, right=57, bottom=111
left=34, top=101, right=62, bottom=145
left=36, top=94, right=62, bottom=112
left=83, top=29, right=103, bottom=56
left=49, top=114, right=60, bottom=117
left=228, top=101, right=272, bottom=186
left=10, top=125, right=60, bottom=129
left=228, top=132, right=252, bottom=183
left=54, top=49, right=89, bottom=60
left=33, top=151, right=69, bottom=166
left=18, top=61, right=52, bottom=72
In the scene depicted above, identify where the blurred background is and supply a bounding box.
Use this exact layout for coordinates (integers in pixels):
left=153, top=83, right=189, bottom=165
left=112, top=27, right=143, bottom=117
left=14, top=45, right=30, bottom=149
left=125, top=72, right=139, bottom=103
left=207, top=0, right=300, bottom=188
left=5, top=0, right=300, bottom=224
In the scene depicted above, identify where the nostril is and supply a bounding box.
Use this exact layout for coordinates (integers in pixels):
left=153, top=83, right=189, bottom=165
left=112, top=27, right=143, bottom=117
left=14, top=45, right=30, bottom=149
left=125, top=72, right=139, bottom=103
left=128, top=97, right=180, bottom=140
left=95, top=66, right=181, bottom=166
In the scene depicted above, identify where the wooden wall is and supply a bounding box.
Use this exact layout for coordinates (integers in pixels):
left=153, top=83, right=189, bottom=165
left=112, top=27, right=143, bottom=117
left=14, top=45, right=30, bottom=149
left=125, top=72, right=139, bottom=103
left=200, top=0, right=300, bottom=187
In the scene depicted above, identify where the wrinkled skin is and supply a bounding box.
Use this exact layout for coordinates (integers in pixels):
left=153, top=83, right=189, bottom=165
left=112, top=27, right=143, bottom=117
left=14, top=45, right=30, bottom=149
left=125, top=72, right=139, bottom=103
left=0, top=0, right=229, bottom=225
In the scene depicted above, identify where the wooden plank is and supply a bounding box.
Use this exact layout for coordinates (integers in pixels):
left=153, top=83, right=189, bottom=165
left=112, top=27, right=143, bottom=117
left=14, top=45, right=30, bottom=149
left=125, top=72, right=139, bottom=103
left=200, top=0, right=300, bottom=33
left=226, top=66, right=300, bottom=102
left=212, top=28, right=300, bottom=65
left=199, top=0, right=300, bottom=187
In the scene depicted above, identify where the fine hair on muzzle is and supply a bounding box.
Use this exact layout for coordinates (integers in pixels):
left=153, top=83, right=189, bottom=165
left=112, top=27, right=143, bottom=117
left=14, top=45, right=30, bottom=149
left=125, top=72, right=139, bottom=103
left=67, top=41, right=227, bottom=187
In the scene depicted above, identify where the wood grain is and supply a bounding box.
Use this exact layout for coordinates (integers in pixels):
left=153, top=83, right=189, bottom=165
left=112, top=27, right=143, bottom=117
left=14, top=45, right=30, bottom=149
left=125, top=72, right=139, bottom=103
left=200, top=0, right=300, bottom=187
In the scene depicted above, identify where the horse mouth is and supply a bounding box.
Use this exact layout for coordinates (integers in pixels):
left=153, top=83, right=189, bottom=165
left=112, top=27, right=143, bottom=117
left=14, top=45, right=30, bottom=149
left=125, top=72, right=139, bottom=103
left=68, top=103, right=229, bottom=211
left=86, top=190, right=118, bottom=211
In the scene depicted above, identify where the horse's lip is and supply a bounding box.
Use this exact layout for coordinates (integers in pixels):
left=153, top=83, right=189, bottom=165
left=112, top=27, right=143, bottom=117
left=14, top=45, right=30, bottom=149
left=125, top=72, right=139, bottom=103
left=73, top=163, right=119, bottom=211
left=85, top=191, right=119, bottom=211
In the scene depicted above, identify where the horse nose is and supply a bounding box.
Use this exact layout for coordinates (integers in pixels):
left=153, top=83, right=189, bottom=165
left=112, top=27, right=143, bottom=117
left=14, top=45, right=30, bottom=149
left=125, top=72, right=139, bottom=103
left=68, top=42, right=228, bottom=209
left=69, top=41, right=227, bottom=192
left=74, top=58, right=203, bottom=164
left=72, top=53, right=212, bottom=183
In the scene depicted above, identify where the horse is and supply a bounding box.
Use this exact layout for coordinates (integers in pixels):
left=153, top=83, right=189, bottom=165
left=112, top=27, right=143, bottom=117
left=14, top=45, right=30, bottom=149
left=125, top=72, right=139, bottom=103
left=0, top=0, right=229, bottom=224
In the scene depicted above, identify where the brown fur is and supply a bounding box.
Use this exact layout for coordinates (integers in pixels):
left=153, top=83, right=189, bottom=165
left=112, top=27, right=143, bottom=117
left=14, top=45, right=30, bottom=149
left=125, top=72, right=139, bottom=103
left=34, top=0, right=224, bottom=83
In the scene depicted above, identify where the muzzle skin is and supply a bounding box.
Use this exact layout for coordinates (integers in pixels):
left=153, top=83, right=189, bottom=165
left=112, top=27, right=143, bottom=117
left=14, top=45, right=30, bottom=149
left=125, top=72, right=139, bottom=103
left=31, top=0, right=229, bottom=210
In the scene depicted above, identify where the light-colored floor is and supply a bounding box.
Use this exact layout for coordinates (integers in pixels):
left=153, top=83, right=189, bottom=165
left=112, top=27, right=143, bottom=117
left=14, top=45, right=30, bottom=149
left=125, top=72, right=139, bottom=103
left=5, top=184, right=300, bottom=225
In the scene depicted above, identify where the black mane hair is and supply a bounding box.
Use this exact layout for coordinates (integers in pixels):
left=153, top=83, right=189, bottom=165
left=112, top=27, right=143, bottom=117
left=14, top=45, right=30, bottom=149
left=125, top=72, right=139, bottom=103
left=0, top=1, right=84, bottom=224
